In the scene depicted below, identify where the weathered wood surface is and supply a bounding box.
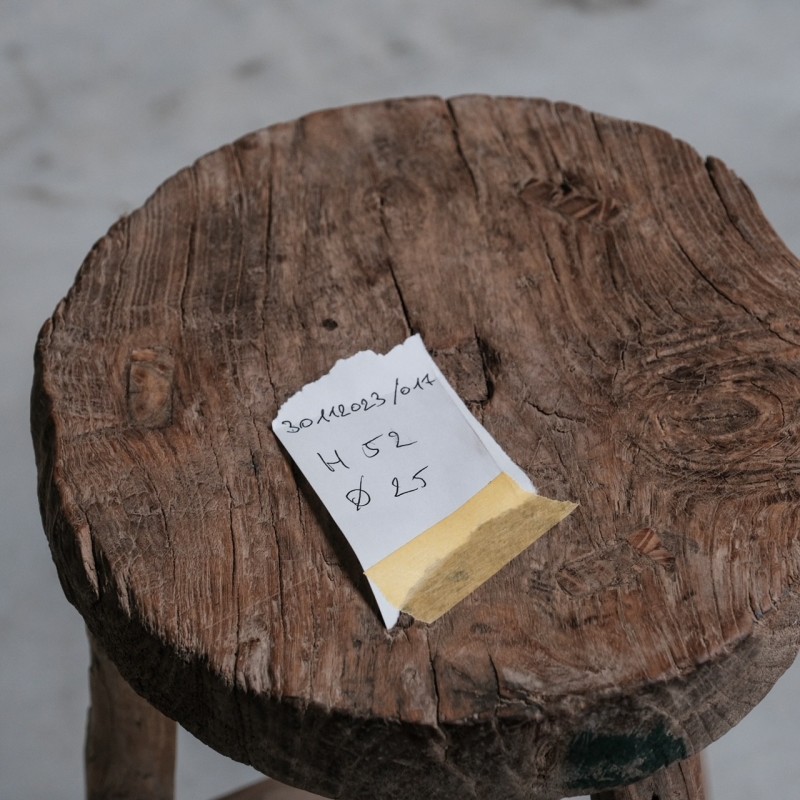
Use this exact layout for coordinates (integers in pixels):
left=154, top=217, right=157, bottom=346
left=592, top=754, right=705, bottom=800
left=86, top=635, right=176, bottom=800
left=32, top=96, right=800, bottom=799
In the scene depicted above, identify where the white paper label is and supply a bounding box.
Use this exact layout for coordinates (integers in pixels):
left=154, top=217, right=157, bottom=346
left=271, top=335, right=536, bottom=624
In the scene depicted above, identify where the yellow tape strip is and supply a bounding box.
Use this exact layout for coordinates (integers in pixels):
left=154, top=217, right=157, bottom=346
left=366, top=473, right=577, bottom=623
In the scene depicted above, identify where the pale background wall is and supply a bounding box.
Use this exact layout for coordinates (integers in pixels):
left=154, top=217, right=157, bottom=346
left=3, top=2, right=799, bottom=798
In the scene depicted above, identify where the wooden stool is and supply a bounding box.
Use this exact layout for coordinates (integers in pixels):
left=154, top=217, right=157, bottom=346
left=31, top=96, right=800, bottom=800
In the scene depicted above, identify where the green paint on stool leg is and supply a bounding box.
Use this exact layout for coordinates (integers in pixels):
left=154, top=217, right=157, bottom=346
left=565, top=723, right=687, bottom=791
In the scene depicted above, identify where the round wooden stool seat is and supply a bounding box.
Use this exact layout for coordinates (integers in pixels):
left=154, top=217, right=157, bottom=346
left=32, top=96, right=800, bottom=800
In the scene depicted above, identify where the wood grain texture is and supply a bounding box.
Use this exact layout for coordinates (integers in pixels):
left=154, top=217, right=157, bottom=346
left=31, top=96, right=800, bottom=799
left=591, top=754, right=705, bottom=800
left=86, top=636, right=176, bottom=800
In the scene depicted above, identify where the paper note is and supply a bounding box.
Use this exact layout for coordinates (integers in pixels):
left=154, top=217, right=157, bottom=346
left=272, top=335, right=576, bottom=626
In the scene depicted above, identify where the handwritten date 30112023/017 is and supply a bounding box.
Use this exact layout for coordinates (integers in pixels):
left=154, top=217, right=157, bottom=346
left=278, top=371, right=437, bottom=434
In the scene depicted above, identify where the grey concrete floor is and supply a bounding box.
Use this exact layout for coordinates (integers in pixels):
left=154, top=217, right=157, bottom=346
left=3, top=2, right=800, bottom=798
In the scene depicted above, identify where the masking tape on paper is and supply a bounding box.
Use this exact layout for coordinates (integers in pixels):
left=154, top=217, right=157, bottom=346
left=367, top=473, right=576, bottom=623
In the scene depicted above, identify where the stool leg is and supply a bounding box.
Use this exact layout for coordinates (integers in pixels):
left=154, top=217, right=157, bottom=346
left=85, top=634, right=177, bottom=800
left=590, top=753, right=706, bottom=800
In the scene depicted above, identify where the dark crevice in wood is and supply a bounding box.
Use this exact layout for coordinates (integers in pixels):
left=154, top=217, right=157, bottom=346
left=704, top=157, right=758, bottom=255
left=540, top=225, right=562, bottom=286
left=385, top=256, right=413, bottom=334
left=179, top=219, right=197, bottom=328
left=445, top=99, right=480, bottom=200
left=375, top=182, right=414, bottom=335
left=474, top=328, right=497, bottom=406
left=263, top=137, right=277, bottom=270
left=524, top=398, right=586, bottom=425
left=208, top=424, right=250, bottom=763
left=426, top=634, right=442, bottom=730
